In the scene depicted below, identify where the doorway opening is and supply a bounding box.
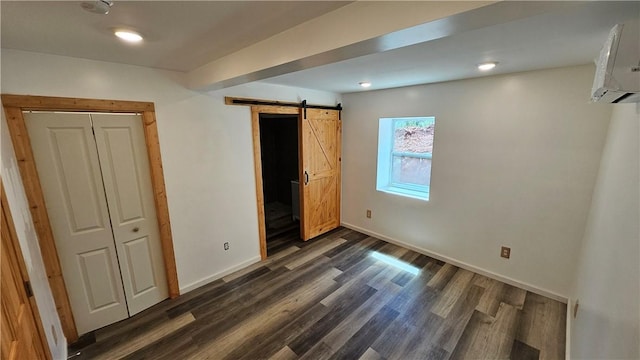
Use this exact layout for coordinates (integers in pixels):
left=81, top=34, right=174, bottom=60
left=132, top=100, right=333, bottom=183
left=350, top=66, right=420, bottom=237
left=259, top=114, right=300, bottom=256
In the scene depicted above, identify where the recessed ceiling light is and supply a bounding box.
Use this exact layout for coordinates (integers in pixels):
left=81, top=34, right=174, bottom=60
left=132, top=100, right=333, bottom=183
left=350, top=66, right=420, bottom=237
left=359, top=81, right=372, bottom=88
left=115, top=30, right=143, bottom=43
left=478, top=62, right=498, bottom=71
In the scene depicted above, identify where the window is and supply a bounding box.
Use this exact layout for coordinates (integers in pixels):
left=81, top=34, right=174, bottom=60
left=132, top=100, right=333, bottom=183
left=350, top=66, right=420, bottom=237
left=377, top=116, right=435, bottom=200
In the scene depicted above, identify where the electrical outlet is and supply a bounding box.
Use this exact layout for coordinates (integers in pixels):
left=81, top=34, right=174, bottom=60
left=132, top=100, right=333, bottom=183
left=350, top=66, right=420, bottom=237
left=500, top=246, right=511, bottom=259
left=366, top=209, right=372, bottom=218
left=224, top=242, right=229, bottom=251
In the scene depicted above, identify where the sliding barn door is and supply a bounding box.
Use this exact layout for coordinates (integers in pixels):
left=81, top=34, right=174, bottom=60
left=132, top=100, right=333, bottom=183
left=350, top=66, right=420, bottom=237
left=299, top=108, right=342, bottom=240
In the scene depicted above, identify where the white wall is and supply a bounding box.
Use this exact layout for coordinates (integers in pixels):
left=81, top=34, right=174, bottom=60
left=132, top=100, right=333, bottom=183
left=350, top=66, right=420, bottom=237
left=1, top=49, right=339, bottom=351
left=570, top=103, right=639, bottom=359
left=341, top=65, right=612, bottom=298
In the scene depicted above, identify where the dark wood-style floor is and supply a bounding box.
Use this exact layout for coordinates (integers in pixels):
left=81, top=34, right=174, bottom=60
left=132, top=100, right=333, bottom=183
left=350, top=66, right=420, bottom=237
left=69, top=227, right=566, bottom=360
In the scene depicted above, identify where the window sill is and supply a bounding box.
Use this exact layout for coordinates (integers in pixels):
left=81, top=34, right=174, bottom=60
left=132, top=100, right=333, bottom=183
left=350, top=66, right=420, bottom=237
left=376, top=186, right=429, bottom=201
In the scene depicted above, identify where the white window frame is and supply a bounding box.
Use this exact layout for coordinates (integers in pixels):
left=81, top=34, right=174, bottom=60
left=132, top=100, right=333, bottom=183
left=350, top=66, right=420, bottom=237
left=376, top=116, right=434, bottom=201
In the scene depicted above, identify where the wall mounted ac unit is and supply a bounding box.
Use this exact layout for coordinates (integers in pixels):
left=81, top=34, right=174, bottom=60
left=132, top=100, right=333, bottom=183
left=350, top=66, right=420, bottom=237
left=591, top=21, right=640, bottom=103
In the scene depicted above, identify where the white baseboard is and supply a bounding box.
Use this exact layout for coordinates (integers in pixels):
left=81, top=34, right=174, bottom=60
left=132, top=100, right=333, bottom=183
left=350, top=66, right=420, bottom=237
left=179, top=256, right=262, bottom=294
left=341, top=222, right=568, bottom=304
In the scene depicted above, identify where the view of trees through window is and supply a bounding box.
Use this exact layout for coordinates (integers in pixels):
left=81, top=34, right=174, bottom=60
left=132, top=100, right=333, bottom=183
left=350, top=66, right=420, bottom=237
left=391, top=118, right=434, bottom=188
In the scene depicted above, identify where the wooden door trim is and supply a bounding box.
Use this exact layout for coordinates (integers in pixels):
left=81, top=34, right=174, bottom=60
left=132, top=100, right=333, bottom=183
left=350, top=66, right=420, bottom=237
left=250, top=106, right=300, bottom=260
left=1, top=181, right=52, bottom=360
left=1, top=94, right=179, bottom=343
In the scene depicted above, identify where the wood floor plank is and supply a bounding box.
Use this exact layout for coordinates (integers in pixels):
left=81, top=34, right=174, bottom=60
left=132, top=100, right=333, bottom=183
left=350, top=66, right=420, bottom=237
left=269, top=346, right=299, bottom=360
left=474, top=277, right=505, bottom=316
left=93, top=312, right=195, bottom=360
left=427, top=263, right=458, bottom=290
left=120, top=332, right=198, bottom=360
left=267, top=244, right=302, bottom=261
left=166, top=266, right=286, bottom=320
left=374, top=273, right=444, bottom=358
left=501, top=284, right=527, bottom=310
left=284, top=237, right=347, bottom=270
left=358, top=347, right=386, bottom=360
left=431, top=284, right=485, bottom=353
left=450, top=303, right=521, bottom=360
left=326, top=236, right=376, bottom=263
left=370, top=319, right=415, bottom=359
left=266, top=228, right=348, bottom=270
left=319, top=281, right=402, bottom=354
left=299, top=342, right=335, bottom=360
left=189, top=262, right=341, bottom=344
left=166, top=265, right=277, bottom=319
left=236, top=302, right=332, bottom=360
left=189, top=270, right=341, bottom=359
left=516, top=292, right=566, bottom=360
left=342, top=230, right=371, bottom=242
left=510, top=339, right=541, bottom=360
left=430, top=268, right=476, bottom=318
left=69, top=229, right=567, bottom=360
left=94, top=308, right=170, bottom=343
left=331, top=239, right=387, bottom=273
left=366, top=265, right=404, bottom=291
left=328, top=305, right=400, bottom=360
left=396, top=340, right=449, bottom=360
left=222, top=263, right=269, bottom=283
left=324, top=234, right=376, bottom=259
left=288, top=284, right=377, bottom=356
left=321, top=260, right=385, bottom=307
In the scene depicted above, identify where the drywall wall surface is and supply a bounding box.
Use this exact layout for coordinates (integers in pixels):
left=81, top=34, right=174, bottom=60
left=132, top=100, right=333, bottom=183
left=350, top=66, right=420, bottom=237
left=341, top=65, right=612, bottom=297
left=1, top=110, right=67, bottom=359
left=570, top=103, right=639, bottom=359
left=1, top=49, right=339, bottom=299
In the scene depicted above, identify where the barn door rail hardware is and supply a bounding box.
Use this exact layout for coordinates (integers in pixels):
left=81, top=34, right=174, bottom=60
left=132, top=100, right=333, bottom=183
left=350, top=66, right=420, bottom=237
left=225, top=96, right=342, bottom=119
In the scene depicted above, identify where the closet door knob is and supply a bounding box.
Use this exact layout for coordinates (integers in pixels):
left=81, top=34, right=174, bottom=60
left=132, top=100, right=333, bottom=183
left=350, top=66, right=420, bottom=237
left=132, top=227, right=139, bottom=233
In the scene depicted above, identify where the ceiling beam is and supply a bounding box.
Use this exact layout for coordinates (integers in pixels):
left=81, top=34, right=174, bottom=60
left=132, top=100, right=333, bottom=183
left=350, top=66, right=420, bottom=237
left=186, top=1, right=585, bottom=91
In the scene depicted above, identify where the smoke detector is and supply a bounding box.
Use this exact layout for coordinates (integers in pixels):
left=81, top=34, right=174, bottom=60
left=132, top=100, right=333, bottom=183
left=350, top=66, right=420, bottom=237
left=81, top=0, right=113, bottom=15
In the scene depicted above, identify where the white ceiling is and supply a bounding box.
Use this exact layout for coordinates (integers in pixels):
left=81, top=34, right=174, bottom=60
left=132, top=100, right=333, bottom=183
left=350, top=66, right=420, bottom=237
left=261, top=1, right=640, bottom=93
left=0, top=1, right=350, bottom=72
left=1, top=1, right=639, bottom=94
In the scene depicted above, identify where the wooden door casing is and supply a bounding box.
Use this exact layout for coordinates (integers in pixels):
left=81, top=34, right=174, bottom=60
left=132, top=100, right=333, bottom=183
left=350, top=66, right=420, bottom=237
left=246, top=102, right=343, bottom=259
left=1, top=183, right=51, bottom=360
left=1, top=94, right=179, bottom=343
left=25, top=112, right=169, bottom=334
left=299, top=108, right=342, bottom=240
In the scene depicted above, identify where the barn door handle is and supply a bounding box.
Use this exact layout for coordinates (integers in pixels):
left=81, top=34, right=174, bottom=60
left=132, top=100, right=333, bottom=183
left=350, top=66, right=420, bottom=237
left=304, top=171, right=309, bottom=185
left=132, top=227, right=139, bottom=233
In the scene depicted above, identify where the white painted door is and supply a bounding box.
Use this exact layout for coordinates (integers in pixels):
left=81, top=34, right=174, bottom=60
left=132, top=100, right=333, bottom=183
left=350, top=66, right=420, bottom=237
left=24, top=112, right=168, bottom=334
left=25, top=112, right=129, bottom=334
left=92, top=114, right=167, bottom=316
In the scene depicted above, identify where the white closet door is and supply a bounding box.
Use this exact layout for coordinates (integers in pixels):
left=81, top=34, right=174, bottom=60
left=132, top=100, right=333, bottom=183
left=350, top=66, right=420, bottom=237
left=92, top=114, right=168, bottom=315
left=24, top=112, right=128, bottom=335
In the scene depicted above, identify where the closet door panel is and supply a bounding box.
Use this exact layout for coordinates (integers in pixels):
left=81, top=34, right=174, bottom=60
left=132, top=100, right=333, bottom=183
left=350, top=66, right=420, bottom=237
left=92, top=114, right=168, bottom=315
left=24, top=112, right=128, bottom=335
